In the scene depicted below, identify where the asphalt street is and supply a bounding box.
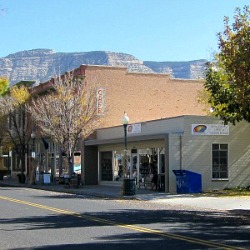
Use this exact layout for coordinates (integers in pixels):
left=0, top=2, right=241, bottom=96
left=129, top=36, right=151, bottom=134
left=0, top=186, right=249, bottom=250
left=1, top=178, right=250, bottom=213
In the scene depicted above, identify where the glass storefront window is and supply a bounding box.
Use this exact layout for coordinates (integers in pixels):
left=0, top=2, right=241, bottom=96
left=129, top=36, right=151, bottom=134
left=159, top=147, right=165, bottom=174
left=113, top=150, right=131, bottom=181
left=100, top=147, right=165, bottom=184
left=113, top=151, right=123, bottom=181
left=100, top=151, right=113, bottom=181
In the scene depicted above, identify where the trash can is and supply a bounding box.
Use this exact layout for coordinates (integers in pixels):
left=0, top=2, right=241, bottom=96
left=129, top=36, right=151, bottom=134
left=123, top=178, right=136, bottom=195
left=17, top=173, right=26, bottom=184
left=173, top=170, right=202, bottom=194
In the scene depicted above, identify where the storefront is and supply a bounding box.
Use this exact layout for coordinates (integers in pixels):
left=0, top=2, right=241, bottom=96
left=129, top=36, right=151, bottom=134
left=84, top=133, right=169, bottom=190
left=98, top=142, right=166, bottom=189
left=83, top=115, right=250, bottom=193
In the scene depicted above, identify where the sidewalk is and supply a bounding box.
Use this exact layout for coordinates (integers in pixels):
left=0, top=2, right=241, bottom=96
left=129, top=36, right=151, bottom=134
left=1, top=177, right=250, bottom=213
left=0, top=176, right=164, bottom=199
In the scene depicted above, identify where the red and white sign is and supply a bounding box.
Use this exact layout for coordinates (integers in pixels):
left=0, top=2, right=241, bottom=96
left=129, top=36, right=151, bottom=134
left=97, top=88, right=105, bottom=115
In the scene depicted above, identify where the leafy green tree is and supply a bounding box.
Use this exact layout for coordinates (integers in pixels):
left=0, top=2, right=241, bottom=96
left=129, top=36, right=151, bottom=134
left=0, top=77, right=9, bottom=96
left=0, top=77, right=10, bottom=149
left=204, top=6, right=250, bottom=124
left=0, top=81, right=32, bottom=179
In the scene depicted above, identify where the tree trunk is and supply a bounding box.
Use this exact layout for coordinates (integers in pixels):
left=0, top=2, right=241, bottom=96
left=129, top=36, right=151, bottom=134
left=17, top=145, right=27, bottom=184
left=67, top=153, right=72, bottom=177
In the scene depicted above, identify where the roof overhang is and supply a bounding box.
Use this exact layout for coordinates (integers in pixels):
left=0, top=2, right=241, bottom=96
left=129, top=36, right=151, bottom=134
left=84, top=134, right=168, bottom=146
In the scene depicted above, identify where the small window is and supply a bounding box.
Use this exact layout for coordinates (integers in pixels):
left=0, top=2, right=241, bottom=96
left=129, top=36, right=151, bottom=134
left=212, top=144, right=228, bottom=179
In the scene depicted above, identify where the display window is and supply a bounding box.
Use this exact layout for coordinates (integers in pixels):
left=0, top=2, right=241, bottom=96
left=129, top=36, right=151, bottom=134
left=100, top=147, right=165, bottom=186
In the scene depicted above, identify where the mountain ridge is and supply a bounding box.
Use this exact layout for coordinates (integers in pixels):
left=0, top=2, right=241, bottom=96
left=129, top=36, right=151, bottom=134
left=0, top=49, right=207, bottom=84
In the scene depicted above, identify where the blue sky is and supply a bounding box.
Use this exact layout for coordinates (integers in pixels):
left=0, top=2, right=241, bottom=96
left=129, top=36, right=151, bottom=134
left=0, top=0, right=249, bottom=61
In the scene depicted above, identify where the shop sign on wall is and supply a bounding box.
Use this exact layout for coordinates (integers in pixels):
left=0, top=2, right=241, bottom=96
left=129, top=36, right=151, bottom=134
left=97, top=88, right=105, bottom=115
left=192, top=124, right=229, bottom=135
left=127, top=123, right=141, bottom=134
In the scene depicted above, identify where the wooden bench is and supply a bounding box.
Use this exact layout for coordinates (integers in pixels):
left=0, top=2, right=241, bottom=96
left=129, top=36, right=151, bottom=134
left=64, top=176, right=80, bottom=189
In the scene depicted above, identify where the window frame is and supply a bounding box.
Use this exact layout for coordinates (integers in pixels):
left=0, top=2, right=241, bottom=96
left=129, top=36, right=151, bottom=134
left=212, top=143, right=229, bottom=180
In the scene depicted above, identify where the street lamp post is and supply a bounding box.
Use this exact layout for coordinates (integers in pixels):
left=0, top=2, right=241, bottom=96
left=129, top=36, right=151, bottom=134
left=31, top=131, right=36, bottom=157
left=122, top=112, right=129, bottom=178
left=122, top=112, right=136, bottom=195
left=30, top=131, right=36, bottom=185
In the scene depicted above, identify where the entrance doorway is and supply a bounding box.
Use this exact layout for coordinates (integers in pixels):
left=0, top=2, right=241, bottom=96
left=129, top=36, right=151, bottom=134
left=136, top=148, right=165, bottom=191
left=139, top=154, right=150, bottom=180
left=100, top=151, right=112, bottom=181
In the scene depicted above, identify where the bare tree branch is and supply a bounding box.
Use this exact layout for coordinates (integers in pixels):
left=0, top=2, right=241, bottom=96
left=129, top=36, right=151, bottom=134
left=28, top=72, right=100, bottom=174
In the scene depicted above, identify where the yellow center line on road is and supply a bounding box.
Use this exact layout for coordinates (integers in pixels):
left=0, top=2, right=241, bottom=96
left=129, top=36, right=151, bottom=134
left=0, top=195, right=245, bottom=250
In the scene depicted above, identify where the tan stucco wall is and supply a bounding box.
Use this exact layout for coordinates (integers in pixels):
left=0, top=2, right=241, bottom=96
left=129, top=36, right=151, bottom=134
left=180, top=117, right=250, bottom=191
left=94, top=115, right=250, bottom=192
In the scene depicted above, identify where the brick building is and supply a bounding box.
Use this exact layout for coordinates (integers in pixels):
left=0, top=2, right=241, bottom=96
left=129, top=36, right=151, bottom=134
left=10, top=64, right=208, bottom=188
left=8, top=65, right=249, bottom=193
left=34, top=64, right=206, bottom=128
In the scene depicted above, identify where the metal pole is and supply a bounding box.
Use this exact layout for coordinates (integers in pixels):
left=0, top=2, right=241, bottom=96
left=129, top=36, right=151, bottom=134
left=124, top=124, right=128, bottom=150
left=122, top=112, right=131, bottom=195
left=29, top=137, right=35, bottom=185
left=33, top=138, right=35, bottom=156
left=180, top=135, right=183, bottom=171
left=53, top=142, right=57, bottom=184
left=45, top=149, right=48, bottom=173
left=32, top=137, right=35, bottom=183
left=29, top=142, right=32, bottom=180
left=123, top=123, right=127, bottom=178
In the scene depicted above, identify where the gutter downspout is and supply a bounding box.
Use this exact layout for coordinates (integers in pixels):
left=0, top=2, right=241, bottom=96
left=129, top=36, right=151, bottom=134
left=164, top=135, right=169, bottom=193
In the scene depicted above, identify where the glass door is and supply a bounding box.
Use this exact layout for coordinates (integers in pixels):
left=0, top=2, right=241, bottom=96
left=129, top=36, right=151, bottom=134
left=139, top=154, right=150, bottom=180
left=100, top=151, right=112, bottom=181
left=131, top=153, right=138, bottom=179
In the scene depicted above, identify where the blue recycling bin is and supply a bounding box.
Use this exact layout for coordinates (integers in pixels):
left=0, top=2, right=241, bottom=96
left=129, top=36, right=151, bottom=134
left=173, top=170, right=202, bottom=194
